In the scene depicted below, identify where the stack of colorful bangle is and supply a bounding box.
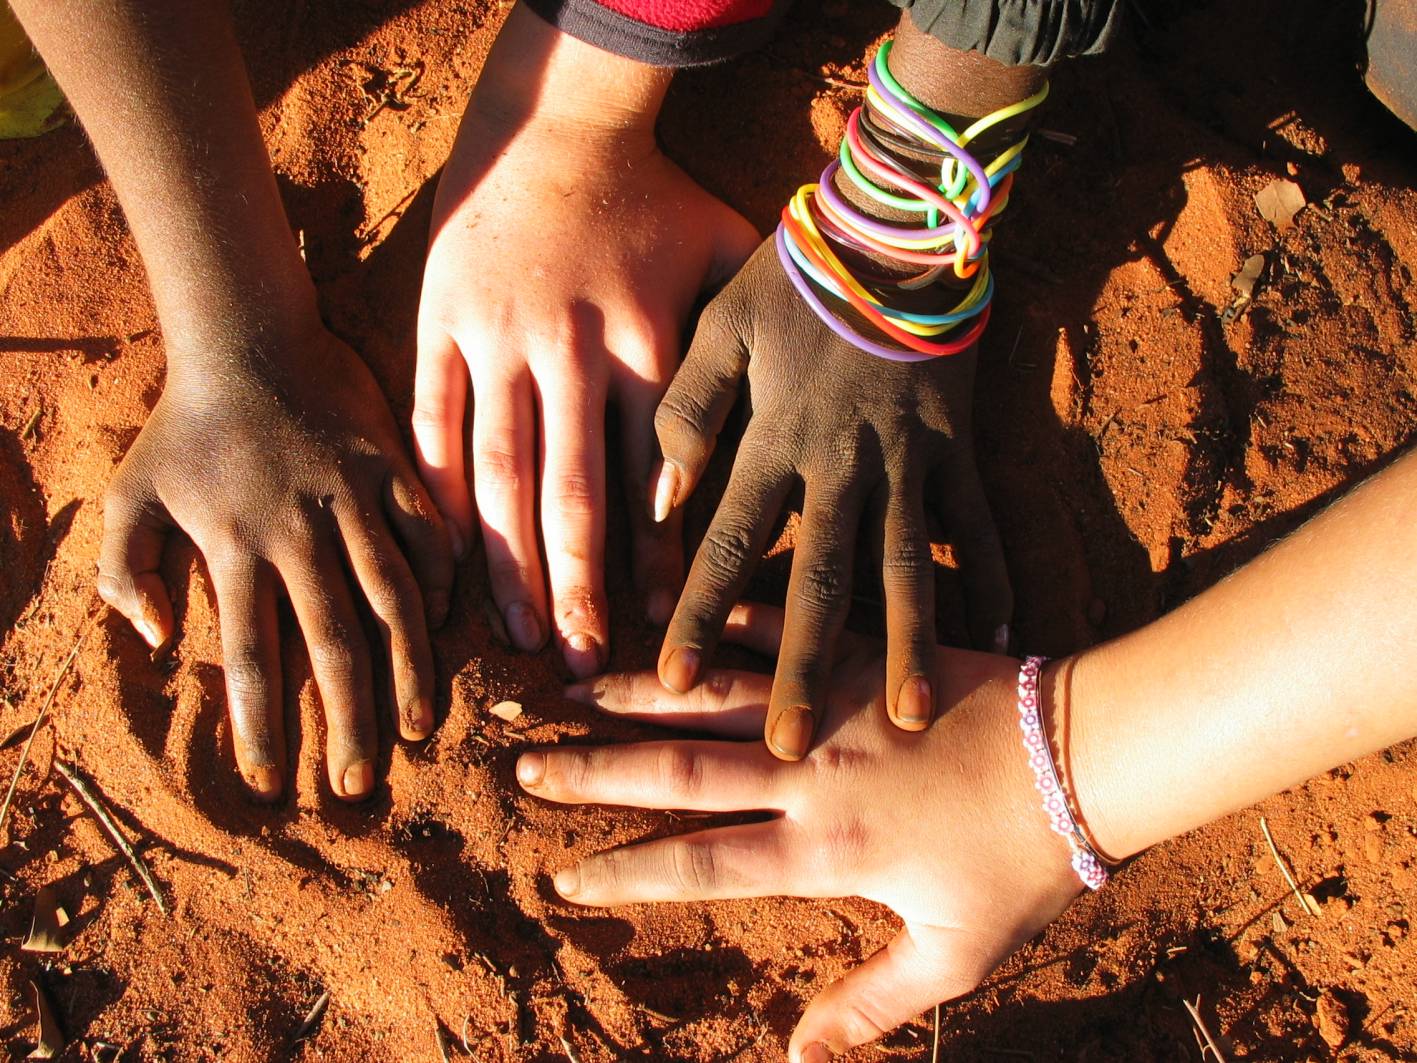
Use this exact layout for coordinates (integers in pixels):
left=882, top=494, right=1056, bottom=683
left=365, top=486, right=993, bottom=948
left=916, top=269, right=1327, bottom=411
left=775, top=41, right=1048, bottom=364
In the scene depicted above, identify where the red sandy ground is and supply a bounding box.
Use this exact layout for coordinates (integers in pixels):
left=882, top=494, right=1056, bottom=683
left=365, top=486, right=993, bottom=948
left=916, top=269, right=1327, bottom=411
left=2, top=0, right=1417, bottom=1059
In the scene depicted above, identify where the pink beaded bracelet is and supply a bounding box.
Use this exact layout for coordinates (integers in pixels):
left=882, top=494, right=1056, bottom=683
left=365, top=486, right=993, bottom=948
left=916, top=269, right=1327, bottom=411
left=1017, top=656, right=1109, bottom=891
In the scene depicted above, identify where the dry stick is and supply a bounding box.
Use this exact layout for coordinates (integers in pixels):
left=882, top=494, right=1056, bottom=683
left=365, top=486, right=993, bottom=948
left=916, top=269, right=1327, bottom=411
left=1259, top=816, right=1321, bottom=917
left=53, top=760, right=169, bottom=916
left=931, top=1003, right=942, bottom=1063
left=0, top=624, right=91, bottom=837
left=1183, top=997, right=1229, bottom=1063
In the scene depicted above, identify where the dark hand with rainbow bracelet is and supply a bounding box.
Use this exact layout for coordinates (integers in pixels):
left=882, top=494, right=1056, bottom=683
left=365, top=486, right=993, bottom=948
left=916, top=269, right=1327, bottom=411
left=650, top=14, right=1048, bottom=760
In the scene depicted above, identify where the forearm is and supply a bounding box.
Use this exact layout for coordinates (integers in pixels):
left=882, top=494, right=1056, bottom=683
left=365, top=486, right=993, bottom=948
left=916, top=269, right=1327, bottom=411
left=1068, top=447, right=1417, bottom=859
left=10, top=0, right=315, bottom=363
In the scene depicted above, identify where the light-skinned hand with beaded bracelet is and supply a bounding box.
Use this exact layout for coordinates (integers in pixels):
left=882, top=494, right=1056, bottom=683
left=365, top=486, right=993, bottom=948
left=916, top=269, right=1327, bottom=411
left=516, top=445, right=1417, bottom=1060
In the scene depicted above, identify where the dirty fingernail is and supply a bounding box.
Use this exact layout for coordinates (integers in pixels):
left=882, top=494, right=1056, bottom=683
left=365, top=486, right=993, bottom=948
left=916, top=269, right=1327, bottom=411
left=342, top=760, right=374, bottom=798
left=992, top=623, right=1010, bottom=655
left=801, top=1043, right=831, bottom=1063
left=404, top=700, right=435, bottom=740
left=652, top=460, right=680, bottom=524
left=247, top=765, right=282, bottom=800
left=662, top=646, right=700, bottom=693
left=895, top=675, right=933, bottom=726
left=768, top=706, right=814, bottom=760
left=553, top=866, right=580, bottom=898
left=135, top=617, right=163, bottom=650
left=646, top=588, right=675, bottom=627
left=563, top=633, right=603, bottom=679
left=506, top=603, right=543, bottom=653
left=516, top=752, right=545, bottom=787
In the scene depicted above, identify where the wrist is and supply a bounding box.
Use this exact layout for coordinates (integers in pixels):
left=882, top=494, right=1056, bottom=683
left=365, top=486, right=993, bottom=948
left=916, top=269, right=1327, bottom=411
left=469, top=3, right=671, bottom=150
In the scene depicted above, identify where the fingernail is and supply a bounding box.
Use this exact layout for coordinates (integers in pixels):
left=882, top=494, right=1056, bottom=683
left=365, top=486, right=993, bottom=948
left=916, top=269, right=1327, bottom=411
left=341, top=760, right=375, bottom=799
left=992, top=623, right=1010, bottom=655
left=801, top=1043, right=831, bottom=1063
left=768, top=706, right=814, bottom=760
left=136, top=617, right=163, bottom=650
left=404, top=700, right=435, bottom=740
left=247, top=765, right=282, bottom=800
left=563, top=632, right=603, bottom=680
left=652, top=460, right=680, bottom=524
left=896, top=675, right=933, bottom=726
left=553, top=866, right=580, bottom=898
left=647, top=588, right=675, bottom=627
left=662, top=646, right=700, bottom=693
left=449, top=525, right=466, bottom=559
left=506, top=603, right=543, bottom=652
left=516, top=752, right=545, bottom=787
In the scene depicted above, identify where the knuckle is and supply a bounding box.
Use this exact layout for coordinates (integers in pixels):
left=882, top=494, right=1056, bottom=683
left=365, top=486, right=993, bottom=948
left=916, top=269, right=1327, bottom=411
left=668, top=839, right=718, bottom=893
left=95, top=571, right=132, bottom=608
left=654, top=745, right=705, bottom=797
left=838, top=1003, right=894, bottom=1046
left=796, top=555, right=849, bottom=613
left=473, top=447, right=524, bottom=494
left=308, top=640, right=359, bottom=686
left=409, top=403, right=452, bottom=435
left=224, top=655, right=272, bottom=710
left=551, top=474, right=597, bottom=519
left=698, top=519, right=757, bottom=585
left=655, top=391, right=712, bottom=454
left=882, top=535, right=932, bottom=585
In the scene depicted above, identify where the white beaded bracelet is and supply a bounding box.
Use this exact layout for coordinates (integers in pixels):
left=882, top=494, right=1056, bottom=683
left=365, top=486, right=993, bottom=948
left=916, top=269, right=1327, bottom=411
left=1017, top=655, right=1109, bottom=891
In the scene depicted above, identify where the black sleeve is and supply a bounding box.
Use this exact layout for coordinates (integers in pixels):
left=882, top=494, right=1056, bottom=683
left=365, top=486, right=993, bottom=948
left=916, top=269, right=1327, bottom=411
left=886, top=0, right=1123, bottom=66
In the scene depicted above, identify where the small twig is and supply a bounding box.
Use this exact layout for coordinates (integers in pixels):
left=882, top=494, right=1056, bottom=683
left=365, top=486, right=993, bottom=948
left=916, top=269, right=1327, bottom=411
left=53, top=761, right=168, bottom=916
left=1183, top=996, right=1229, bottom=1063
left=294, top=990, right=330, bottom=1043
left=0, top=622, right=91, bottom=836
left=1260, top=816, right=1320, bottom=917
left=931, top=1003, right=942, bottom=1063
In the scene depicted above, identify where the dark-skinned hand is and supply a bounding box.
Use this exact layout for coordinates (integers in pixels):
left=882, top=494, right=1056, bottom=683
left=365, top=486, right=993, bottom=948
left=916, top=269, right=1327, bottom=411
left=96, top=325, right=454, bottom=801
left=652, top=239, right=1013, bottom=760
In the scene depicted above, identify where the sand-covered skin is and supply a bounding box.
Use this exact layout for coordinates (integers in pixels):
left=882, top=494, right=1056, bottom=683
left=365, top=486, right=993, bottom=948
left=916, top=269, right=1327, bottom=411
left=2, top=0, right=1416, bottom=1059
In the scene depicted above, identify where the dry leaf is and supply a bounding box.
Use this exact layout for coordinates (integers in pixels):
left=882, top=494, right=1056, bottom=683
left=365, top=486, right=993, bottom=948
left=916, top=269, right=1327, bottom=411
left=1255, top=178, right=1306, bottom=233
left=489, top=700, right=523, bottom=722
left=26, top=980, right=63, bottom=1059
left=1231, top=254, right=1267, bottom=298
left=1, top=719, right=37, bottom=750
left=21, top=885, right=70, bottom=953
left=294, top=989, right=330, bottom=1042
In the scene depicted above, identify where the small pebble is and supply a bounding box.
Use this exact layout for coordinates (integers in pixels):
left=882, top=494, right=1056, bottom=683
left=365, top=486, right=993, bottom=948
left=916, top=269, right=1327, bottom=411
left=1314, top=989, right=1351, bottom=1049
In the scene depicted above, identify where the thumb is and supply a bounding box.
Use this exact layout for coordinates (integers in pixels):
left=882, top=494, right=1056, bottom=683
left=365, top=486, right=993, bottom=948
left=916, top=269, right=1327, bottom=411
left=650, top=296, right=751, bottom=524
left=788, top=924, right=997, bottom=1062
left=97, top=473, right=175, bottom=650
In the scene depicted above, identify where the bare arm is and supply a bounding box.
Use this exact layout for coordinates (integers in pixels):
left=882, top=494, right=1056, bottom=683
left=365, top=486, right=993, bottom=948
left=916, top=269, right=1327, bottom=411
left=12, top=0, right=453, bottom=801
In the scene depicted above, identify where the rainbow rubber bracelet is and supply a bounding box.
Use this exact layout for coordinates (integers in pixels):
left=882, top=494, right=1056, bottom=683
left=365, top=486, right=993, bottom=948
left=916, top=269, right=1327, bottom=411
left=775, top=224, right=990, bottom=363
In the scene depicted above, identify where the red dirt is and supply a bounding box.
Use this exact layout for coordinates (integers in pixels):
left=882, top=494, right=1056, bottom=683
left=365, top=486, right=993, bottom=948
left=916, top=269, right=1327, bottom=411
left=2, top=0, right=1417, bottom=1059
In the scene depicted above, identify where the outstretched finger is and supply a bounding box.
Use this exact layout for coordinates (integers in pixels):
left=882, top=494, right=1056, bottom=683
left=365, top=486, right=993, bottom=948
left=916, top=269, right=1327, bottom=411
left=279, top=524, right=380, bottom=801
left=97, top=476, right=174, bottom=650
left=517, top=738, right=778, bottom=811
left=537, top=366, right=610, bottom=679
left=765, top=477, right=863, bottom=761
left=209, top=555, right=286, bottom=799
left=470, top=361, right=548, bottom=654
left=335, top=501, right=436, bottom=742
left=930, top=454, right=1013, bottom=653
left=658, top=444, right=792, bottom=694
left=411, top=325, right=473, bottom=559
left=551, top=821, right=795, bottom=906
left=564, top=667, right=771, bottom=738
left=882, top=479, right=937, bottom=730
left=788, top=924, right=998, bottom=1063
